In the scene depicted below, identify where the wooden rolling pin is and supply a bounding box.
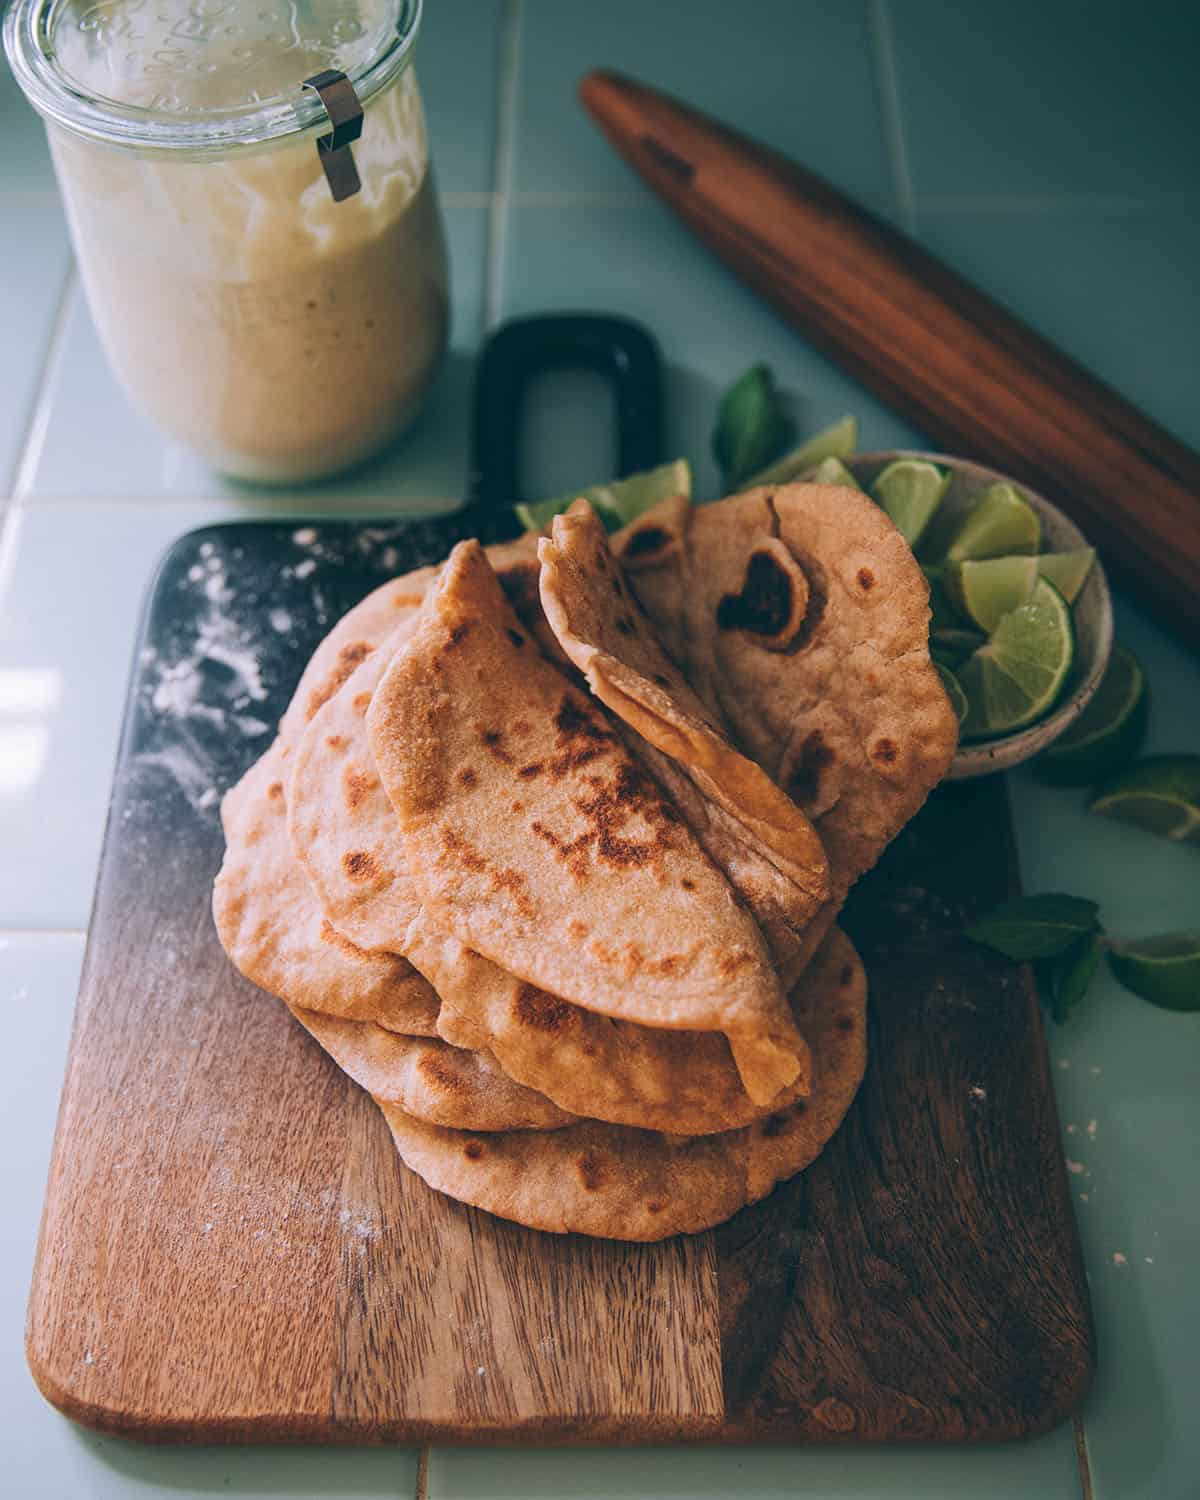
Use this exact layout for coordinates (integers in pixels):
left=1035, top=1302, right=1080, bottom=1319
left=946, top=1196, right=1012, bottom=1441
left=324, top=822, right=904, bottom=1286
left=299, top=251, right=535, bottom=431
left=579, top=69, right=1200, bottom=654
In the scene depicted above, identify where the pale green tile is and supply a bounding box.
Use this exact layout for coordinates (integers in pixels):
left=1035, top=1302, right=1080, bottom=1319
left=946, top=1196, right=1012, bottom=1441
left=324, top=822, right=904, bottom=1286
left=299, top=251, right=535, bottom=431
left=428, top=1431, right=1081, bottom=1499
left=511, top=0, right=896, bottom=214
left=419, top=0, right=505, bottom=193
left=1010, top=590, right=1200, bottom=1500
left=500, top=199, right=924, bottom=504
left=890, top=0, right=1200, bottom=199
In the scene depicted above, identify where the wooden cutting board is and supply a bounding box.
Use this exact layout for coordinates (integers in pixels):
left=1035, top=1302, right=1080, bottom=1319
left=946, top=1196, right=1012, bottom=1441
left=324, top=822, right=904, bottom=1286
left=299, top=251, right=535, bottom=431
left=26, top=520, right=1094, bottom=1444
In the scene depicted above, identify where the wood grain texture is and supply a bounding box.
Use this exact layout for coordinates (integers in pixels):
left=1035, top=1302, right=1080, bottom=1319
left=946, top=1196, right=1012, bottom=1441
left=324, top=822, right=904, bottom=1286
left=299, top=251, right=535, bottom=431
left=579, top=70, right=1200, bottom=654
left=26, top=522, right=1093, bottom=1444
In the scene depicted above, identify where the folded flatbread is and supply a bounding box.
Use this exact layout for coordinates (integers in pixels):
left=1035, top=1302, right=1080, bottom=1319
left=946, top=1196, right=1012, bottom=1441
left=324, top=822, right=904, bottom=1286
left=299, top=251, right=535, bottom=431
left=290, top=1007, right=575, bottom=1131
left=614, top=484, right=958, bottom=964
left=378, top=927, right=867, bottom=1240
left=539, top=500, right=828, bottom=982
left=366, top=540, right=808, bottom=1105
left=288, top=628, right=817, bottom=1130
left=213, top=738, right=441, bottom=1035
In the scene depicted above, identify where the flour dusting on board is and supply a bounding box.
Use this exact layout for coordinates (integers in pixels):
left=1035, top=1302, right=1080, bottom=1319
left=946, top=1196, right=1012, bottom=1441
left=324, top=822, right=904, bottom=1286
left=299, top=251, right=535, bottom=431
left=135, top=539, right=273, bottom=815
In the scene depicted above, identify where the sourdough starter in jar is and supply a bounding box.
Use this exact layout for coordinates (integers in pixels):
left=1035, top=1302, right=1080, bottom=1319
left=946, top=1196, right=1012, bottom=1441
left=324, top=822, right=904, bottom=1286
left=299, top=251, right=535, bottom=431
left=5, top=1, right=448, bottom=483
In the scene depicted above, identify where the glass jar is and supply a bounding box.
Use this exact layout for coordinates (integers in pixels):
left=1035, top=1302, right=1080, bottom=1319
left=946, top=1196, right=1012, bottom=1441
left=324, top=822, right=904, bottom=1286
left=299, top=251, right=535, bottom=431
left=4, top=0, right=448, bottom=484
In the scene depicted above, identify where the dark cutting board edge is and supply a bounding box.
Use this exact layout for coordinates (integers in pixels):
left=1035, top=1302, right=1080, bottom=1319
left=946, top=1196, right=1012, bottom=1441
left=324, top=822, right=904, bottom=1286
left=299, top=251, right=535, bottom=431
left=25, top=520, right=1095, bottom=1445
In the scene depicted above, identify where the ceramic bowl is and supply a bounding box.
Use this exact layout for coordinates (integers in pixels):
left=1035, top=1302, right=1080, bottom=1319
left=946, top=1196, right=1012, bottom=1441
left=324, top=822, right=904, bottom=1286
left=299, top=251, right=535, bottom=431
left=841, top=451, right=1113, bottom=780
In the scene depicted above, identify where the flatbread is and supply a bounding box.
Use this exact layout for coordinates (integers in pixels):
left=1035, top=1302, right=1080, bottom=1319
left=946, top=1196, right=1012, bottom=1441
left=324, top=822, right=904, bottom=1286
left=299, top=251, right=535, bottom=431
left=539, top=501, right=829, bottom=981
left=213, top=738, right=441, bottom=1034
left=434, top=928, right=855, bottom=1135
left=290, top=1006, right=575, bottom=1131
left=367, top=539, right=807, bottom=1105
left=279, top=566, right=440, bottom=742
left=679, top=483, right=959, bottom=962
left=610, top=493, right=691, bottom=662
left=288, top=619, right=816, bottom=1129
left=288, top=622, right=423, bottom=953
left=378, top=928, right=867, bottom=1240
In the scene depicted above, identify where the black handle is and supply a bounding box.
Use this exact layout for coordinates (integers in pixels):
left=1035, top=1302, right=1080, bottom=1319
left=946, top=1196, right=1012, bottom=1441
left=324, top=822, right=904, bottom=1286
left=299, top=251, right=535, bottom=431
left=467, top=314, right=664, bottom=533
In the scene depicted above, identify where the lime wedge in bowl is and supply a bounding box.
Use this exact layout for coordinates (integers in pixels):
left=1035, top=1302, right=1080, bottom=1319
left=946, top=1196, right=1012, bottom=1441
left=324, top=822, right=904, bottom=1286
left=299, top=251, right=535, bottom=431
left=1088, top=754, right=1200, bottom=844
left=944, top=555, right=1039, bottom=633
left=809, top=456, right=861, bottom=488
left=1109, top=933, right=1200, bottom=1012
left=944, top=482, right=1041, bottom=562
left=1038, top=548, right=1095, bottom=604
left=869, top=458, right=950, bottom=548
left=515, top=458, right=691, bottom=534
left=957, top=577, right=1074, bottom=740
left=1033, top=645, right=1148, bottom=786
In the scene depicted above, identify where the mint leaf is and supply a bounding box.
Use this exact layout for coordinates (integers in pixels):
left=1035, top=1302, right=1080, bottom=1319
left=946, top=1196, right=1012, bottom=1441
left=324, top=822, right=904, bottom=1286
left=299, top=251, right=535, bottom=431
left=966, top=893, right=1101, bottom=961
left=1036, top=932, right=1102, bottom=1023
left=712, top=364, right=795, bottom=490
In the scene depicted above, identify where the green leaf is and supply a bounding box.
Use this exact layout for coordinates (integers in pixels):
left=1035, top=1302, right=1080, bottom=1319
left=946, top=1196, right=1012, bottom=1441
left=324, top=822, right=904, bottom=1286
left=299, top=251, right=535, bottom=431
left=712, top=364, right=795, bottom=489
left=965, top=893, right=1101, bottom=961
left=1036, top=932, right=1102, bottom=1024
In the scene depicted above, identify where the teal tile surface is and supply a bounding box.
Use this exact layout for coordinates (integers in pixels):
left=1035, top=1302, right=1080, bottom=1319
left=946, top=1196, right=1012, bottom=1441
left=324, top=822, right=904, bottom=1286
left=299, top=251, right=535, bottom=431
left=1, top=933, right=420, bottom=1497
left=1009, top=593, right=1200, bottom=1500
left=915, top=204, right=1200, bottom=451
left=0, top=70, right=70, bottom=495
left=889, top=0, right=1200, bottom=199
left=512, top=0, right=897, bottom=213
left=26, top=203, right=488, bottom=506
left=0, top=496, right=415, bottom=932
left=500, top=198, right=925, bottom=503
left=428, top=1432, right=1082, bottom=1499
left=418, top=0, right=504, bottom=193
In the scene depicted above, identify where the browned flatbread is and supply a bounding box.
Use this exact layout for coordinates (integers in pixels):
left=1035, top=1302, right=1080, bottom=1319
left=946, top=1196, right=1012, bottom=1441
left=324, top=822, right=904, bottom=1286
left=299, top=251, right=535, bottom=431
left=539, top=500, right=829, bottom=983
left=288, top=622, right=816, bottom=1132
left=610, top=493, right=690, bottom=662
left=213, top=738, right=440, bottom=1035
left=290, top=1006, right=575, bottom=1131
left=434, top=927, right=854, bottom=1135
left=378, top=927, right=867, bottom=1240
left=622, top=484, right=958, bottom=965
left=279, top=566, right=440, bottom=742
left=366, top=540, right=808, bottom=1105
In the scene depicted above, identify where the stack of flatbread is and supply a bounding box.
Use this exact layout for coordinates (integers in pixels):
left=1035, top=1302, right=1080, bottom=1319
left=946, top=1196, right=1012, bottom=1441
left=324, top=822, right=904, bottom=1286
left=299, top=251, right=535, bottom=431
left=214, top=483, right=958, bottom=1240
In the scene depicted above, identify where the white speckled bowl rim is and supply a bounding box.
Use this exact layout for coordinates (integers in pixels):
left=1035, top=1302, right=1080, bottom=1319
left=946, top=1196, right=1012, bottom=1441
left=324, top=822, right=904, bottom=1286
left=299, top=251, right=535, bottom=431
left=843, top=451, right=1114, bottom=780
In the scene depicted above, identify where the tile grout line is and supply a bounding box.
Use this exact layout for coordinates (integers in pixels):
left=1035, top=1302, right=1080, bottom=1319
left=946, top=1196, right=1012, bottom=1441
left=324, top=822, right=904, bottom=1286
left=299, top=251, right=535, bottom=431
left=11, top=262, right=77, bottom=506
left=867, top=0, right=916, bottom=234
left=413, top=1444, right=430, bottom=1500
left=1073, top=1414, right=1095, bottom=1500
left=0, top=928, right=87, bottom=941
left=483, top=0, right=523, bottom=330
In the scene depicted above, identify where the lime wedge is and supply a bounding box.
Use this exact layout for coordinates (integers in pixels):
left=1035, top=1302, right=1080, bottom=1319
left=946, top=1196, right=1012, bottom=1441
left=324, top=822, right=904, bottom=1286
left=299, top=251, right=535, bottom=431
left=936, top=663, right=968, bottom=725
left=1088, top=754, right=1200, bottom=844
left=869, top=459, right=951, bottom=548
left=744, top=415, right=858, bottom=487
left=944, top=555, right=1039, bottom=633
left=1038, top=548, right=1095, bottom=605
left=944, top=482, right=1041, bottom=563
left=957, top=577, right=1074, bottom=740
left=1109, top=933, right=1200, bottom=1012
left=809, top=456, right=861, bottom=489
left=1033, top=645, right=1148, bottom=786
left=514, top=458, right=692, bottom=535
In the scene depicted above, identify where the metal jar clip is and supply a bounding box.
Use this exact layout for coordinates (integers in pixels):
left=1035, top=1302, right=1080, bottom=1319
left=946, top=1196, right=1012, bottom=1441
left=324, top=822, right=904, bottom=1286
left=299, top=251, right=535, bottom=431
left=303, top=69, right=364, bottom=203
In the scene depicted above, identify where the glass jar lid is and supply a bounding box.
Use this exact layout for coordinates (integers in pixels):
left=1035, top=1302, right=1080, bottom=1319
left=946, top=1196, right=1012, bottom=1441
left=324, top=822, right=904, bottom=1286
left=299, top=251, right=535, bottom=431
left=3, top=0, right=422, bottom=155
